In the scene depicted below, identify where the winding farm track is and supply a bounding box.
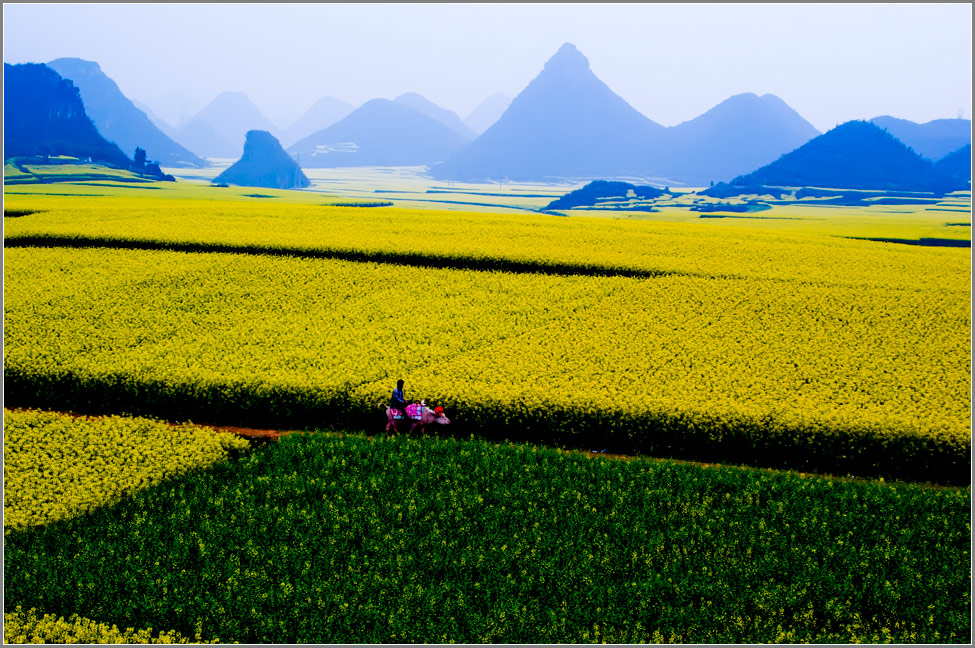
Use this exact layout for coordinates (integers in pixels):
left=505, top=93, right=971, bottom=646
left=7, top=406, right=646, bottom=459
left=7, top=408, right=957, bottom=489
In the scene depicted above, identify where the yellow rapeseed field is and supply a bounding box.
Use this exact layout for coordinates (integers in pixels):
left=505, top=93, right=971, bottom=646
left=4, top=213, right=969, bottom=478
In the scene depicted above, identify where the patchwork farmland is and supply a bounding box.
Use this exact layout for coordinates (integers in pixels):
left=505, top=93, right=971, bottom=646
left=3, top=176, right=971, bottom=642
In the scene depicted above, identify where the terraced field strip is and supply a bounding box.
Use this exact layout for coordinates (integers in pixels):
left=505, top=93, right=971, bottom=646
left=4, top=194, right=969, bottom=287
left=5, top=243, right=968, bottom=483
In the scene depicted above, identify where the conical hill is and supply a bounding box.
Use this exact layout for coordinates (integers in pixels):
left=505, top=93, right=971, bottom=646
left=214, top=130, right=310, bottom=189
left=431, top=43, right=667, bottom=182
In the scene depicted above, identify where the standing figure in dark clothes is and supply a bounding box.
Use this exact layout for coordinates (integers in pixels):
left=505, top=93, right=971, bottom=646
left=390, top=379, right=408, bottom=417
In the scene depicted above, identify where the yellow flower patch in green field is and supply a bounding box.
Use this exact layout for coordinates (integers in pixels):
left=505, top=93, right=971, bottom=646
left=3, top=606, right=219, bottom=644
left=3, top=409, right=249, bottom=531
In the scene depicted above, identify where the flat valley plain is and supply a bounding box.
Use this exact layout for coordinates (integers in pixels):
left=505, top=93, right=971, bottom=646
left=3, top=165, right=971, bottom=643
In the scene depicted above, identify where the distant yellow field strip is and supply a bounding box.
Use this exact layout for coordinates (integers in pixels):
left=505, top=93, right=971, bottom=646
left=3, top=195, right=970, bottom=288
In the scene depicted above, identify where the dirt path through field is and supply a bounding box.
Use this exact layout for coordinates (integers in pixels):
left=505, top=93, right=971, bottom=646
left=196, top=424, right=297, bottom=443
left=7, top=407, right=952, bottom=489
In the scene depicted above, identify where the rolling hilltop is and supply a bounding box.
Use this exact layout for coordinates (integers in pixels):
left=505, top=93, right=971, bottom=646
left=46, top=58, right=205, bottom=168
left=287, top=98, right=469, bottom=167
left=933, top=143, right=972, bottom=186
left=869, top=115, right=971, bottom=161
left=733, top=120, right=967, bottom=194
left=663, top=93, right=820, bottom=186
left=3, top=62, right=131, bottom=168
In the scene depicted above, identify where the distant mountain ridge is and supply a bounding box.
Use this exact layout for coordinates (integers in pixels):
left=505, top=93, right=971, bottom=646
left=3, top=62, right=131, bottom=168
left=173, top=119, right=236, bottom=159
left=46, top=57, right=205, bottom=168
left=282, top=96, right=355, bottom=148
left=933, top=144, right=971, bottom=186
left=733, top=120, right=966, bottom=194
left=131, top=98, right=174, bottom=133
left=214, top=130, right=310, bottom=189
left=287, top=98, right=469, bottom=167
left=431, top=43, right=668, bottom=182
left=869, top=116, right=971, bottom=161
left=432, top=43, right=825, bottom=185
left=464, top=92, right=511, bottom=135
left=662, top=92, right=820, bottom=186
left=174, top=91, right=281, bottom=159
left=20, top=48, right=968, bottom=186
left=394, top=92, right=476, bottom=140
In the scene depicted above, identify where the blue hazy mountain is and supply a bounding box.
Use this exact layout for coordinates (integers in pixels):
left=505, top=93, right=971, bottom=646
left=174, top=91, right=281, bottom=159
left=869, top=116, right=971, bottom=161
left=430, top=43, right=668, bottom=182
left=282, top=96, right=355, bottom=148
left=138, top=91, right=199, bottom=133
left=46, top=57, right=205, bottom=168
left=394, top=92, right=476, bottom=140
left=663, top=93, right=820, bottom=186
left=131, top=98, right=174, bottom=134
left=464, top=92, right=511, bottom=135
left=173, top=118, right=237, bottom=159
left=732, top=120, right=966, bottom=194
left=3, top=62, right=130, bottom=168
left=286, top=98, right=469, bottom=167
left=213, top=130, right=310, bottom=189
left=933, top=144, right=971, bottom=186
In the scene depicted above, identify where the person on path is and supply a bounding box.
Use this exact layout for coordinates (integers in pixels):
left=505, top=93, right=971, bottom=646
left=390, top=379, right=408, bottom=419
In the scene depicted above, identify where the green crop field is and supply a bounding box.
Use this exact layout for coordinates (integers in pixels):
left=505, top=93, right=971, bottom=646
left=3, top=410, right=970, bottom=644
left=3, top=175, right=971, bottom=642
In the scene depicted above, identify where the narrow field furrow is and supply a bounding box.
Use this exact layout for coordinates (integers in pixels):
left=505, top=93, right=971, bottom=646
left=2, top=235, right=684, bottom=280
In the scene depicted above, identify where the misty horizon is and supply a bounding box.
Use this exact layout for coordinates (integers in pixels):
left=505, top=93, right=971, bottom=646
left=3, top=3, right=971, bottom=135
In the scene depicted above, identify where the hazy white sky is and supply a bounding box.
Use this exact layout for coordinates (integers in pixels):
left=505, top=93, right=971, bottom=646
left=3, top=3, right=972, bottom=132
